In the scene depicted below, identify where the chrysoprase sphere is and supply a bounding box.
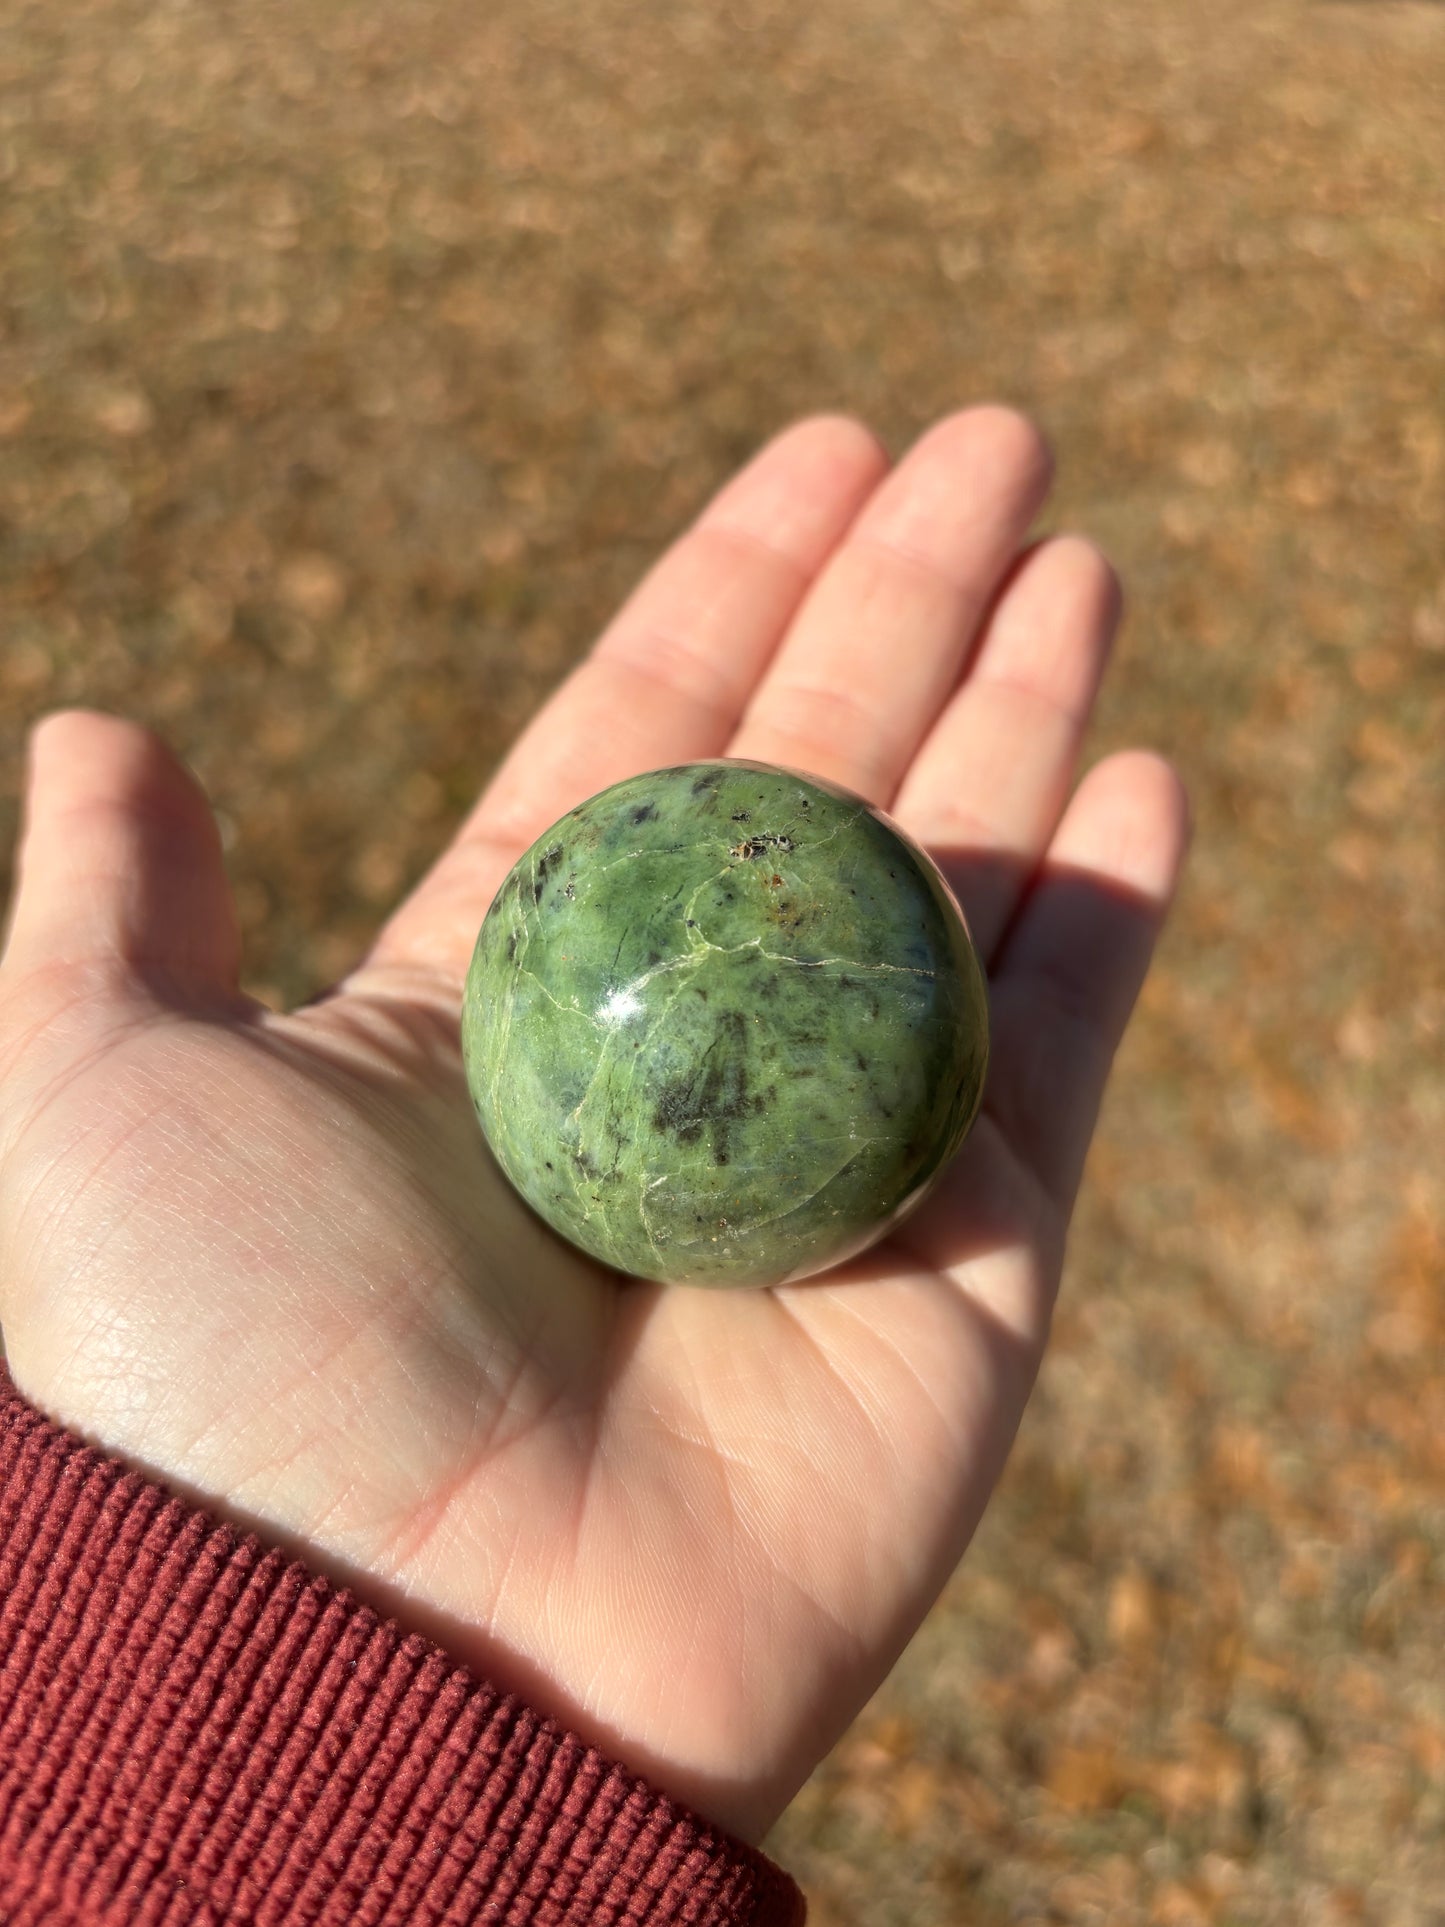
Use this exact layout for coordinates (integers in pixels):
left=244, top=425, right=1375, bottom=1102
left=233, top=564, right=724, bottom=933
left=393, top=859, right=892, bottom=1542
left=462, top=761, right=988, bottom=1288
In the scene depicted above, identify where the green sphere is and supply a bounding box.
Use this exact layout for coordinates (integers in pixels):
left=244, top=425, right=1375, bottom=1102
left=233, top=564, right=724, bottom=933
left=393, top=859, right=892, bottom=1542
left=462, top=761, right=988, bottom=1288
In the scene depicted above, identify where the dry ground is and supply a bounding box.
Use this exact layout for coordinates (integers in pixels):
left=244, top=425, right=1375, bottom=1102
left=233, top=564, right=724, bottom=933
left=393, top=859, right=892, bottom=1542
left=2, top=0, right=1444, bottom=1918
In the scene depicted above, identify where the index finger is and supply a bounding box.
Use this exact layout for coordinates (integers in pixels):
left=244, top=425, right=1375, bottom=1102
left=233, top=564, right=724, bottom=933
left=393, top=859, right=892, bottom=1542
left=358, top=416, right=889, bottom=988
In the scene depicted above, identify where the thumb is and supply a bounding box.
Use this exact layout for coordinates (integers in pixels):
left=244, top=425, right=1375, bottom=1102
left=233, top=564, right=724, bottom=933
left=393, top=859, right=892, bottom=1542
left=2, top=710, right=242, bottom=998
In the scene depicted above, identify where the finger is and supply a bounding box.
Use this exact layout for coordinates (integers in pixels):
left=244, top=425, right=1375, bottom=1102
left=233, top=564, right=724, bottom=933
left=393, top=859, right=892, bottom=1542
left=1, top=710, right=241, bottom=996
left=893, top=534, right=1121, bottom=963
left=725, top=406, right=1053, bottom=802
left=361, top=414, right=890, bottom=984
left=977, top=749, right=1191, bottom=1214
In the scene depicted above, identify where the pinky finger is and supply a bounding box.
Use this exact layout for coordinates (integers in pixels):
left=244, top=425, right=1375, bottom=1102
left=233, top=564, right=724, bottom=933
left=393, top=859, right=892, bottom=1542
left=982, top=749, right=1191, bottom=1214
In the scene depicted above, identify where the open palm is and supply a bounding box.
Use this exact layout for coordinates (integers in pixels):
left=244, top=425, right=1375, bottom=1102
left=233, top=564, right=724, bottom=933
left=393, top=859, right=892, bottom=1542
left=0, top=409, right=1187, bottom=1846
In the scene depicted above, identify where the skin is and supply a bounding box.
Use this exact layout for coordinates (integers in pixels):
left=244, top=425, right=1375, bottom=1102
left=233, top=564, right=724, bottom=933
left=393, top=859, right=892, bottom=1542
left=0, top=406, right=1189, bottom=1847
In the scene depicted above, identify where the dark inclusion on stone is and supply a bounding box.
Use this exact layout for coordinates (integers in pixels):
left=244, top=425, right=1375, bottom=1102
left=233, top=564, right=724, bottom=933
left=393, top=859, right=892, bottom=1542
left=462, top=760, right=989, bottom=1288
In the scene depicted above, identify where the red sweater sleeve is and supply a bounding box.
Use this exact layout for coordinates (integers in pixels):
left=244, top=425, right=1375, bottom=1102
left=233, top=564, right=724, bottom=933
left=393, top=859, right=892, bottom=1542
left=0, top=1364, right=805, bottom=1926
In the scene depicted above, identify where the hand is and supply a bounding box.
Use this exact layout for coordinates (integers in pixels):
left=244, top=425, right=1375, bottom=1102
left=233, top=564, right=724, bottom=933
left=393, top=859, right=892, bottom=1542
left=0, top=408, right=1188, bottom=1845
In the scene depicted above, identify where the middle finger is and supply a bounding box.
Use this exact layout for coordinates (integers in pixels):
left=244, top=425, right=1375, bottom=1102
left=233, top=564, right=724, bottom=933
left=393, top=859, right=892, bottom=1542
left=725, top=407, right=1053, bottom=802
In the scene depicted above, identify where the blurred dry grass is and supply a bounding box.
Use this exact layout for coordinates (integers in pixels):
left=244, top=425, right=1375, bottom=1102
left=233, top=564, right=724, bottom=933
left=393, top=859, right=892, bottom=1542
left=2, top=0, right=1444, bottom=1918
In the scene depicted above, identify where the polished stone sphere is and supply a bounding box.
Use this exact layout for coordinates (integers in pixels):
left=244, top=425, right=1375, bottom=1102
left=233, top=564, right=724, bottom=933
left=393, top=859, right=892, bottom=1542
left=462, top=761, right=989, bottom=1288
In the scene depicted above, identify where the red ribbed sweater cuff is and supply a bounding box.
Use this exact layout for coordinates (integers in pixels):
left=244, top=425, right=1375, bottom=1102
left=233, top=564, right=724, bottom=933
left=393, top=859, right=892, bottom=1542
left=0, top=1365, right=805, bottom=1926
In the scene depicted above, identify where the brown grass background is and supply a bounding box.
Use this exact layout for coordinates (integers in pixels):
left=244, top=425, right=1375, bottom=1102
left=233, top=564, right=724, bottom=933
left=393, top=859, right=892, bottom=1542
left=3, top=0, right=1444, bottom=1918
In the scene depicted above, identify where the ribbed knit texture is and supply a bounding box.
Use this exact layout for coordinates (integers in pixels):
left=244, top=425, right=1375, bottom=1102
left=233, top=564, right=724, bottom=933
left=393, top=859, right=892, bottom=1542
left=0, top=1363, right=805, bottom=1927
